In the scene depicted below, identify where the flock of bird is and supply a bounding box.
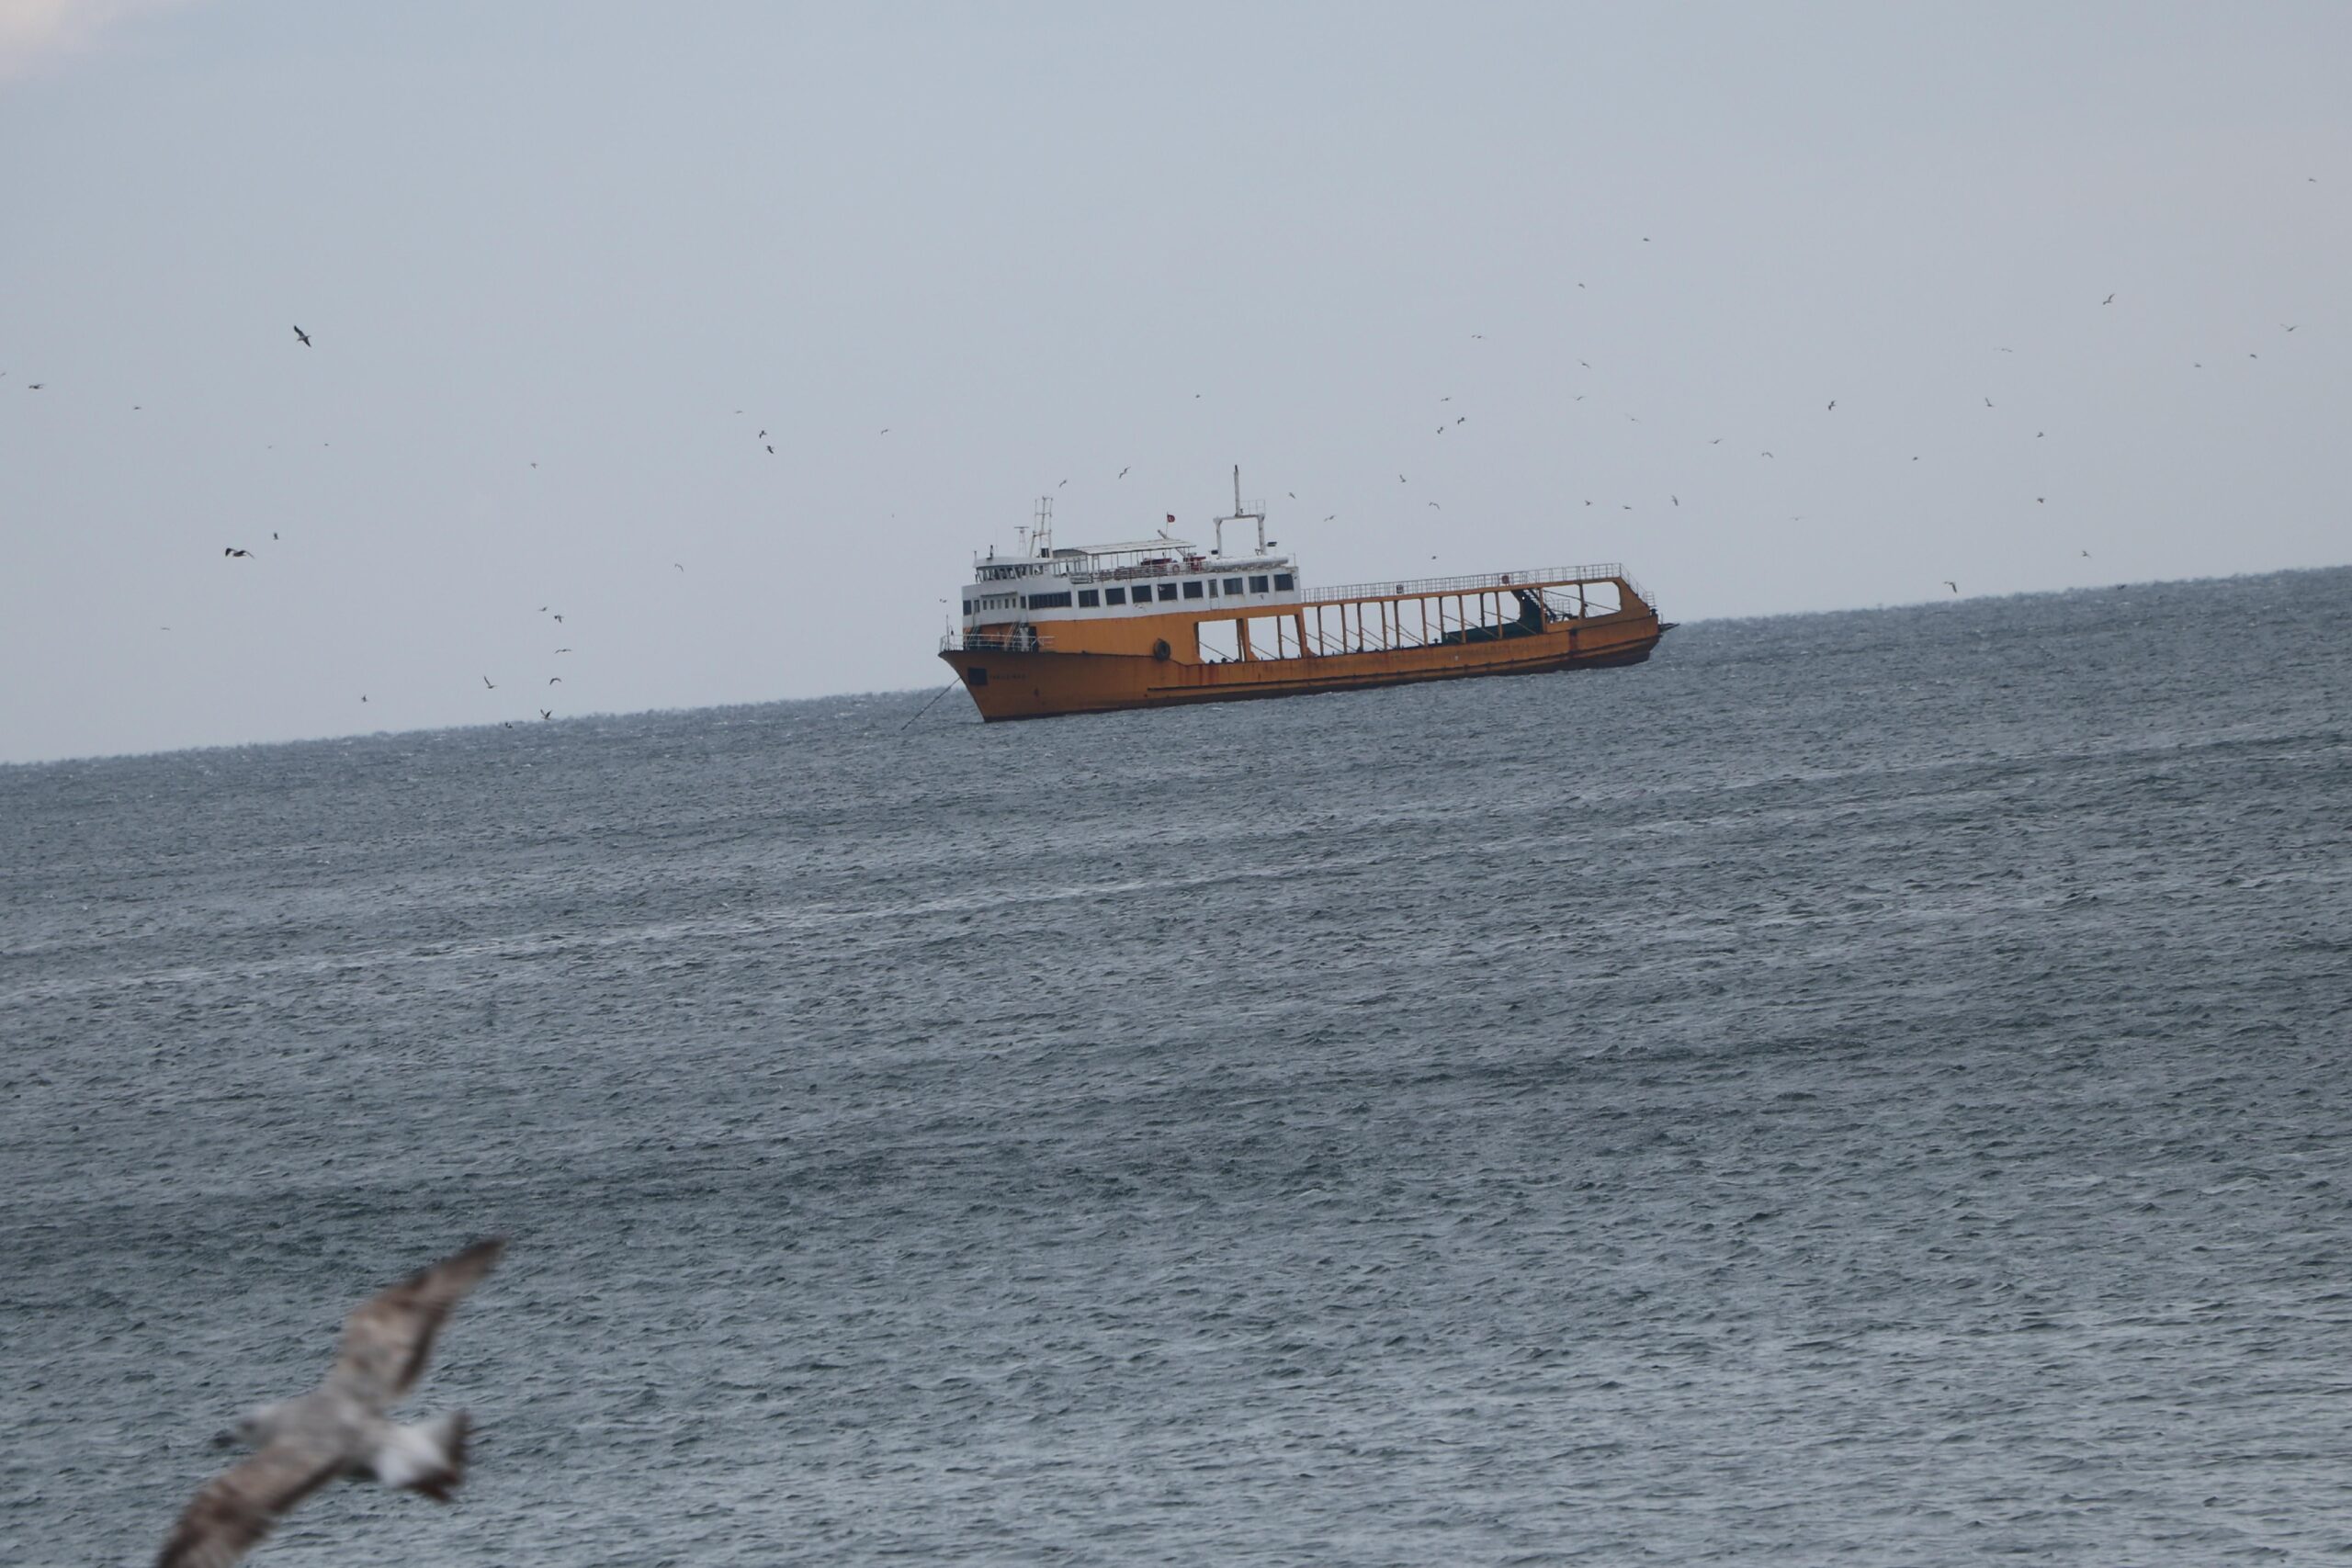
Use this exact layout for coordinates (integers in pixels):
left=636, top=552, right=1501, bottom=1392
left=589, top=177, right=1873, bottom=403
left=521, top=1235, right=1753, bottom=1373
left=6, top=231, right=2324, bottom=736
left=23, top=323, right=614, bottom=726
left=978, top=276, right=2310, bottom=604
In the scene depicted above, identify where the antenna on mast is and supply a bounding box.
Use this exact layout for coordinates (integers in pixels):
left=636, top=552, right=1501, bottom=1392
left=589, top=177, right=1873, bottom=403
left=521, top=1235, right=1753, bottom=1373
left=1213, top=464, right=1265, bottom=557
left=1033, top=495, right=1054, bottom=557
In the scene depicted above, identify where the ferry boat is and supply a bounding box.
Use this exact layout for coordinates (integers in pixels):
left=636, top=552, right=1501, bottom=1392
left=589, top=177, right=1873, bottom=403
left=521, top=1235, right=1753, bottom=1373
left=940, top=468, right=1670, bottom=722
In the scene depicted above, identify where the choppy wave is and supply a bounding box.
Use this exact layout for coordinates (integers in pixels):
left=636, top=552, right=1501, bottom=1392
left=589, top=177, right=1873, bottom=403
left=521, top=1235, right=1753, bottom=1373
left=6, top=569, right=2349, bottom=1564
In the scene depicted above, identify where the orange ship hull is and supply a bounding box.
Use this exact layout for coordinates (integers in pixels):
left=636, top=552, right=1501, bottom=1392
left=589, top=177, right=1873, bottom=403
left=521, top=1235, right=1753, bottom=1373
left=941, top=585, right=1668, bottom=722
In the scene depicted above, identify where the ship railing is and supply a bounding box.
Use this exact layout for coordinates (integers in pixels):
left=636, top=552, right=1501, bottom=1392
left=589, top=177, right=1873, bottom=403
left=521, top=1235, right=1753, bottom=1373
left=941, top=628, right=1057, bottom=652
left=1080, top=556, right=1286, bottom=583
left=1305, top=564, right=1625, bottom=603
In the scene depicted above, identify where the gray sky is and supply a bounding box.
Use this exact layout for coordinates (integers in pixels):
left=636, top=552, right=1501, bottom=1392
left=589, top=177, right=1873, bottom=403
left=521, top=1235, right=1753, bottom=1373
left=3, top=1, right=2346, bottom=763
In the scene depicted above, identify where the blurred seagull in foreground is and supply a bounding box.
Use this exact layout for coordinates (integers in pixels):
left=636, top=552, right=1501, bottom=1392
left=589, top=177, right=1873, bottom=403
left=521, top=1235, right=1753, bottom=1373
left=155, top=1239, right=505, bottom=1568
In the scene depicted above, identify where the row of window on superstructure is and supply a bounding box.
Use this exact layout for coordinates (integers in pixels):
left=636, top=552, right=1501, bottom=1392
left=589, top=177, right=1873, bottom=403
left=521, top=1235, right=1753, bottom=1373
left=967, top=572, right=1295, bottom=615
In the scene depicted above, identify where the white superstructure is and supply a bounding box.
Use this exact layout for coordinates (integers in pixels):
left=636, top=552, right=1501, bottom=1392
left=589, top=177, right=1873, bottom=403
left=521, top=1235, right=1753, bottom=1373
left=960, top=470, right=1301, bottom=632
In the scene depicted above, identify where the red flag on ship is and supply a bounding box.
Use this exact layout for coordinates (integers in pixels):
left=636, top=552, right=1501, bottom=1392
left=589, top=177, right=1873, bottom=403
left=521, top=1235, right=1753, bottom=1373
left=1166, top=513, right=1175, bottom=524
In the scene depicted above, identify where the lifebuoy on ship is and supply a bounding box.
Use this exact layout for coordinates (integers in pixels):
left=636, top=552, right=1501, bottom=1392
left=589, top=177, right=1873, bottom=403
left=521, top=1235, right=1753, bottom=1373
left=1152, top=638, right=1171, bottom=661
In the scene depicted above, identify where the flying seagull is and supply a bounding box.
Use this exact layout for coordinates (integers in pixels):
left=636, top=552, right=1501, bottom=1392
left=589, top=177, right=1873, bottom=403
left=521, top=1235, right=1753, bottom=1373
left=223, top=547, right=253, bottom=558
left=1943, top=581, right=1959, bottom=593
left=154, top=1239, right=504, bottom=1568
left=481, top=676, right=494, bottom=690
left=292, top=326, right=311, bottom=346
left=547, top=676, right=562, bottom=685
left=1826, top=400, right=1836, bottom=411
left=540, top=708, right=552, bottom=720
left=2101, top=294, right=2115, bottom=305
left=1117, top=467, right=1129, bottom=478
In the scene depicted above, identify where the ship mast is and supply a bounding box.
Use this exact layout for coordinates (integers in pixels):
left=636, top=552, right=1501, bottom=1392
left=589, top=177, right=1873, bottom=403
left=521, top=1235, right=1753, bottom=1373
left=1032, top=494, right=1054, bottom=558
left=1213, top=465, right=1265, bottom=558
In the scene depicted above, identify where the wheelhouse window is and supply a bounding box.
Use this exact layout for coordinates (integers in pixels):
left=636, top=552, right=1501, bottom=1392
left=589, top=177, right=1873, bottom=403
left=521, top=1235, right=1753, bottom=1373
left=1223, top=577, right=1245, bottom=595
left=1077, top=589, right=1100, bottom=607
left=1104, top=586, right=1126, bottom=605
left=1182, top=580, right=1204, bottom=599
left=1025, top=591, right=1073, bottom=610
left=1249, top=575, right=1270, bottom=593
left=1157, top=583, right=1179, bottom=602
left=1273, top=573, right=1294, bottom=592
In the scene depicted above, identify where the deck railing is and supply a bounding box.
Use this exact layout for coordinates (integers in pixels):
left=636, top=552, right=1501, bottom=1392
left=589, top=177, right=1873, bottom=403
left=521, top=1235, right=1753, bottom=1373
left=1305, top=564, right=1624, bottom=603
left=941, top=628, right=1057, bottom=652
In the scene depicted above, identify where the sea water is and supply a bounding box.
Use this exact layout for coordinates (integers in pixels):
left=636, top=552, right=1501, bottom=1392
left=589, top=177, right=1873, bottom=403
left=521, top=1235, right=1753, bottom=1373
left=6, top=567, right=2349, bottom=1564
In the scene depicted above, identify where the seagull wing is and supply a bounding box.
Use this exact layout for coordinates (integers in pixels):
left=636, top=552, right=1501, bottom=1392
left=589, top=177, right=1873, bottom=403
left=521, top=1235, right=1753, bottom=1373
left=156, top=1438, right=345, bottom=1568
left=327, top=1237, right=503, bottom=1407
